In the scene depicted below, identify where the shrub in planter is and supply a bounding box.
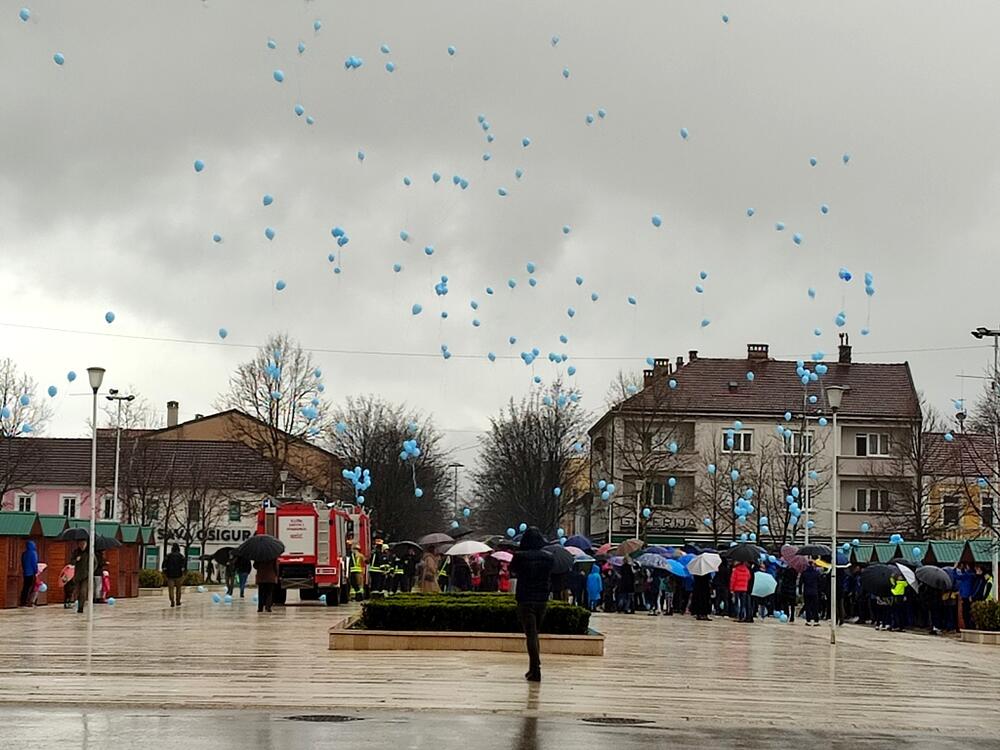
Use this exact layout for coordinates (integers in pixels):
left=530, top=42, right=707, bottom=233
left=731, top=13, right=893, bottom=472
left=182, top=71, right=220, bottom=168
left=139, top=569, right=164, bottom=588
left=971, top=600, right=1000, bottom=631
left=360, top=592, right=591, bottom=635
left=182, top=571, right=205, bottom=587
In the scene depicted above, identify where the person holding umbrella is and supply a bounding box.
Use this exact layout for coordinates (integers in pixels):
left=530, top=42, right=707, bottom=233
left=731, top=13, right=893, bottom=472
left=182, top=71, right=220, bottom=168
left=70, top=540, right=90, bottom=614
left=255, top=558, right=278, bottom=612
left=510, top=527, right=554, bottom=683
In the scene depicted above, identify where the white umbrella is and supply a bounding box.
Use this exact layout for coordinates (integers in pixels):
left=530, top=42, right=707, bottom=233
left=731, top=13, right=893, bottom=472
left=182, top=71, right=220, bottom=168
left=687, top=552, right=722, bottom=576
left=751, top=571, right=777, bottom=598
left=445, top=540, right=493, bottom=556
left=895, top=562, right=918, bottom=590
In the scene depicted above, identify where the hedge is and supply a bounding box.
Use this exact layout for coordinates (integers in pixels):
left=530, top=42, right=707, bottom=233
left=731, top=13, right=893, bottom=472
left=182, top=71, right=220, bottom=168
left=359, top=592, right=591, bottom=635
left=182, top=571, right=205, bottom=586
left=139, top=569, right=164, bottom=588
left=972, top=600, right=1000, bottom=631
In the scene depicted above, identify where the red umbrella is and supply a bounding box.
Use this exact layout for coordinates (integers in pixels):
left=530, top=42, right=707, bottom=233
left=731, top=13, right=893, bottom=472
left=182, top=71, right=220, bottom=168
left=781, top=544, right=808, bottom=573
left=596, top=542, right=614, bottom=556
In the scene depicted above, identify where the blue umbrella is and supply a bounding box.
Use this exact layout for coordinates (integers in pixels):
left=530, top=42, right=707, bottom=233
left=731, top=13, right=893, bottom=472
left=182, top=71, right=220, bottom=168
left=643, top=546, right=671, bottom=556
left=636, top=553, right=670, bottom=571
left=565, top=534, right=593, bottom=552
left=665, top=559, right=692, bottom=578
left=676, top=553, right=696, bottom=567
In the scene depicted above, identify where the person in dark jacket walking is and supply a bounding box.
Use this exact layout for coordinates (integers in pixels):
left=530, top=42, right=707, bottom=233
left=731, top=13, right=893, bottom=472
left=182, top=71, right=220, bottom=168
left=509, top=528, right=554, bottom=682
left=800, top=561, right=822, bottom=626
left=235, top=555, right=252, bottom=597
left=70, top=540, right=91, bottom=614
left=162, top=543, right=187, bottom=607
left=20, top=540, right=39, bottom=607
left=778, top=565, right=798, bottom=623
left=255, top=558, right=278, bottom=612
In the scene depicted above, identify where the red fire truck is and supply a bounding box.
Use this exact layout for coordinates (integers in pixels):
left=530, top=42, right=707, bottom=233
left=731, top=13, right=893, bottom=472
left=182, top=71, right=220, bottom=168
left=255, top=499, right=370, bottom=605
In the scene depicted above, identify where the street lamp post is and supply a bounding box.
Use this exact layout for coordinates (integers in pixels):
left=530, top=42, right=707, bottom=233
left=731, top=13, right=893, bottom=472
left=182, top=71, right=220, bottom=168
left=105, top=389, right=135, bottom=523
left=825, top=384, right=848, bottom=645
left=279, top=469, right=289, bottom=497
left=971, top=326, right=1000, bottom=601
left=448, top=463, right=464, bottom=517
left=86, top=367, right=105, bottom=625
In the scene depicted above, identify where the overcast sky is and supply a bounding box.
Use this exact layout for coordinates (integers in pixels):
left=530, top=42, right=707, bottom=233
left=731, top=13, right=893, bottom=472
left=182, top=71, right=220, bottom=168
left=3, top=0, right=999, bottom=471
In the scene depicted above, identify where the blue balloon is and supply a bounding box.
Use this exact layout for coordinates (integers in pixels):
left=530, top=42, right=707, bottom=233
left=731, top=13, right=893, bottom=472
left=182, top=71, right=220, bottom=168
left=267, top=38, right=277, bottom=49
left=567, top=366, right=577, bottom=376
left=273, top=69, right=285, bottom=83
left=265, top=227, right=276, bottom=240
left=67, top=371, right=76, bottom=382
left=700, top=319, right=710, bottom=328
left=212, top=233, right=222, bottom=243
left=393, top=263, right=402, bottom=273
left=193, top=159, right=205, bottom=173
left=298, top=42, right=306, bottom=54
left=447, top=45, right=456, bottom=55
left=585, top=113, right=595, bottom=125
left=820, top=203, right=830, bottom=215
left=518, top=523, right=528, bottom=532
left=425, top=246, right=434, bottom=256
left=627, top=295, right=637, bottom=305
left=860, top=522, right=871, bottom=533
left=313, top=19, right=322, bottom=31
left=679, top=127, right=689, bottom=139
left=695, top=284, right=704, bottom=294
left=746, top=207, right=755, bottom=217
left=809, top=156, right=818, bottom=166
left=842, top=153, right=851, bottom=164
left=515, top=168, right=524, bottom=179
left=567, top=307, right=575, bottom=318
left=722, top=14, right=729, bottom=23
left=19, top=8, right=30, bottom=22
left=275, top=280, right=286, bottom=291
left=597, top=108, right=607, bottom=118
left=562, top=225, right=571, bottom=235
left=47, top=385, right=57, bottom=397
left=507, top=528, right=516, bottom=538
left=212, top=594, right=222, bottom=604
left=53, top=52, right=65, bottom=66
left=562, top=67, right=570, bottom=78
left=218, top=328, right=228, bottom=340
left=793, top=233, right=803, bottom=245
left=746, top=371, right=755, bottom=382
left=497, top=187, right=508, bottom=197
left=775, top=221, right=785, bottom=231
left=105, top=311, right=115, bottom=324
left=522, top=137, right=532, bottom=148
left=651, top=214, right=662, bottom=228
left=381, top=43, right=391, bottom=54
left=107, top=597, right=116, bottom=606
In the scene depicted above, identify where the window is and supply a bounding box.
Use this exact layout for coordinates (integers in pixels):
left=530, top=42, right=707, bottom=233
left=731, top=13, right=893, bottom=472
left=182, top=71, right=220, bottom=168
left=16, top=494, right=33, bottom=512
left=782, top=431, right=814, bottom=456
left=981, top=496, right=994, bottom=529
left=856, top=433, right=890, bottom=457
left=103, top=495, right=115, bottom=520
left=856, top=488, right=890, bottom=512
left=188, top=499, right=201, bottom=522
left=645, top=482, right=675, bottom=507
left=721, top=431, right=753, bottom=453
left=148, top=504, right=159, bottom=521
left=943, top=495, right=960, bottom=526
left=228, top=501, right=242, bottom=522
left=61, top=494, right=78, bottom=517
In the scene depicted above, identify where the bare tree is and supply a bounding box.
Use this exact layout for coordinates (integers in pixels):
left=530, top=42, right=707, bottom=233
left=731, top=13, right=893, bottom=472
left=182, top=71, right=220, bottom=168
left=216, top=332, right=331, bottom=492
left=325, top=395, right=450, bottom=540
left=0, top=359, right=53, bottom=506
left=474, top=382, right=590, bottom=536
left=117, top=436, right=171, bottom=525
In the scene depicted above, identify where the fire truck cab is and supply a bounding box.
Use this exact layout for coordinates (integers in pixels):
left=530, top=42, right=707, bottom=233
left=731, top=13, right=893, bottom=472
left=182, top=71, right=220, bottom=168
left=256, top=499, right=370, bottom=605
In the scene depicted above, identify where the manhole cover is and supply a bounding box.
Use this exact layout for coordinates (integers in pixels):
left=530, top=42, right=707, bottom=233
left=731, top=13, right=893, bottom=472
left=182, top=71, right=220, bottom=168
left=285, top=715, right=363, bottom=723
left=582, top=717, right=653, bottom=726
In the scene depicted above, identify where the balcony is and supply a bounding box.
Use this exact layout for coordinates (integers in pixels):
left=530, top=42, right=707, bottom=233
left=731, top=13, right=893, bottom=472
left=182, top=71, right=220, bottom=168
left=836, top=455, right=910, bottom=479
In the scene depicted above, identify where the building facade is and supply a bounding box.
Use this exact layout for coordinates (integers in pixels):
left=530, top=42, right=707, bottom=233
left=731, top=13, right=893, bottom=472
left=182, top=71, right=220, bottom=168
left=587, top=340, right=922, bottom=546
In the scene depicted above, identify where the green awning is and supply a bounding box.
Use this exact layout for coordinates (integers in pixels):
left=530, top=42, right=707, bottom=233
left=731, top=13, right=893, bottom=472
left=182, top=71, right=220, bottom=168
left=897, top=543, right=928, bottom=564
left=872, top=544, right=898, bottom=563
left=37, top=515, right=69, bottom=538
left=967, top=539, right=998, bottom=564
left=119, top=524, right=141, bottom=543
left=851, top=545, right=874, bottom=564
left=0, top=511, right=39, bottom=536
left=928, top=541, right=964, bottom=565
left=139, top=526, right=156, bottom=544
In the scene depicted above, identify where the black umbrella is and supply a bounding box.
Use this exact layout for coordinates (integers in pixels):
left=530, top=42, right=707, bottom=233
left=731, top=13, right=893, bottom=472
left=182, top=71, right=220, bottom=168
left=887, top=557, right=918, bottom=570
left=234, top=534, right=285, bottom=561
left=915, top=565, right=953, bottom=591
left=419, top=532, right=454, bottom=547
left=860, top=563, right=896, bottom=595
left=59, top=528, right=89, bottom=542
left=542, top=544, right=574, bottom=575
left=391, top=541, right=423, bottom=556
left=797, top=544, right=831, bottom=558
left=448, top=525, right=475, bottom=540
left=212, top=546, right=236, bottom=563
left=95, top=535, right=121, bottom=551
left=564, top=534, right=593, bottom=552
left=725, top=543, right=765, bottom=564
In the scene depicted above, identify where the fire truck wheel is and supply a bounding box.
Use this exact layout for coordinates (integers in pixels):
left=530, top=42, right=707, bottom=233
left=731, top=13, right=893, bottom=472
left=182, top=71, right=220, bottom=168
left=299, top=589, right=319, bottom=601
left=324, top=591, right=339, bottom=607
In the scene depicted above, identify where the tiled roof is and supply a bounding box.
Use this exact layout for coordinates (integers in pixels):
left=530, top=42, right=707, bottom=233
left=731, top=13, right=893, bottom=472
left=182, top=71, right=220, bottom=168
left=0, top=438, right=305, bottom=492
left=923, top=432, right=996, bottom=477
left=0, top=511, right=39, bottom=536
left=612, top=352, right=920, bottom=422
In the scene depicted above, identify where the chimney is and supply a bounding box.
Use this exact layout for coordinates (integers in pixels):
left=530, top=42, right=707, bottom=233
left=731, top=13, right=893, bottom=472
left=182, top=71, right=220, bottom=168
left=838, top=333, right=852, bottom=364
left=688, top=350, right=698, bottom=362
left=167, top=401, right=179, bottom=427
left=675, top=356, right=683, bottom=369
left=644, top=358, right=672, bottom=387
left=747, top=344, right=769, bottom=361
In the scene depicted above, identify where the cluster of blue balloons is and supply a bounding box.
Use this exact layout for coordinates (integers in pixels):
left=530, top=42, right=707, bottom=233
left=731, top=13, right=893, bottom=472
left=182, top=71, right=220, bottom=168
left=597, top=479, right=616, bottom=502
left=434, top=275, right=449, bottom=296
left=331, top=226, right=350, bottom=247
left=342, top=466, right=372, bottom=504
left=344, top=56, right=364, bottom=69
left=399, top=438, right=421, bottom=461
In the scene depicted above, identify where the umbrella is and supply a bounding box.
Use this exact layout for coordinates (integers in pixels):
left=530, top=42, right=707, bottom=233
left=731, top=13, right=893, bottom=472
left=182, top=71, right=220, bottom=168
left=686, top=553, right=721, bottom=576
left=751, top=572, right=778, bottom=598
left=609, top=556, right=625, bottom=567
left=781, top=544, right=808, bottom=573
left=391, top=541, right=424, bottom=557
left=234, top=534, right=285, bottom=561
left=894, top=562, right=918, bottom=589
left=797, top=544, right=831, bottom=558
left=860, top=564, right=896, bottom=595
left=445, top=540, right=492, bottom=556
left=676, top=553, right=696, bottom=567
left=211, top=546, right=236, bottom=563
left=563, top=546, right=586, bottom=558
left=641, top=546, right=671, bottom=556
left=574, top=555, right=597, bottom=564
left=636, top=553, right=671, bottom=571
left=448, top=525, right=475, bottom=540
left=726, top=543, right=763, bottom=564
left=615, top=539, right=644, bottom=557
left=490, top=550, right=513, bottom=563
left=888, top=557, right=918, bottom=570
left=915, top=565, right=953, bottom=591
left=595, top=542, right=614, bottom=556
left=95, top=535, right=121, bottom=551
left=58, top=528, right=89, bottom=542
left=419, top=533, right=454, bottom=547
left=564, top=534, right=593, bottom=552
left=542, top=544, right=574, bottom=574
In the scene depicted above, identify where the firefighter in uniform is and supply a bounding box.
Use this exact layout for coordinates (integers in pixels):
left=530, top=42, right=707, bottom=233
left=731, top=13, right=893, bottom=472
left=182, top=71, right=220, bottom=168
left=370, top=541, right=392, bottom=597
left=437, top=553, right=451, bottom=593
left=349, top=544, right=366, bottom=601
left=389, top=550, right=406, bottom=595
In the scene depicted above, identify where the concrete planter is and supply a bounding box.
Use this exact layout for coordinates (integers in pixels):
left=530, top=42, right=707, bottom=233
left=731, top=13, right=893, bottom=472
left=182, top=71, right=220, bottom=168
left=961, top=629, right=1000, bottom=645
left=329, top=616, right=604, bottom=656
left=138, top=587, right=164, bottom=597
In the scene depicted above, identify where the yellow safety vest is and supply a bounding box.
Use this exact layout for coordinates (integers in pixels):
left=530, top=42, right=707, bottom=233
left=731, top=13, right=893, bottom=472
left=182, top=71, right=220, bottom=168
left=891, top=579, right=907, bottom=597
left=350, top=552, right=364, bottom=573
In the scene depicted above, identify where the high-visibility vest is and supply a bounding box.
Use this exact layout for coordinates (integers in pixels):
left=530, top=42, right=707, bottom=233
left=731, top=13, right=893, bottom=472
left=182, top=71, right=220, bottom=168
left=350, top=551, right=364, bottom=573
left=891, top=579, right=907, bottom=597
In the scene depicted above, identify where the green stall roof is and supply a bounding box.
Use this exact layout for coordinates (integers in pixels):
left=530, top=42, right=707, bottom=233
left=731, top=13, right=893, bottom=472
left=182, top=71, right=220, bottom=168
left=68, top=520, right=121, bottom=538
left=119, top=524, right=141, bottom=543
left=140, top=526, right=156, bottom=544
left=0, top=511, right=40, bottom=536
left=851, top=545, right=874, bottom=563
left=928, top=541, right=965, bottom=565
left=37, top=515, right=69, bottom=538
left=967, top=539, right=998, bottom=564
left=872, top=544, right=899, bottom=563
left=896, top=543, right=928, bottom=564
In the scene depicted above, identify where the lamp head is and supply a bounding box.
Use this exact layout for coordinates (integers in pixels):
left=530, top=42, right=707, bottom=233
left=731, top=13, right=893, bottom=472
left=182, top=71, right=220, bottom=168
left=86, top=367, right=106, bottom=392
left=825, top=385, right=849, bottom=412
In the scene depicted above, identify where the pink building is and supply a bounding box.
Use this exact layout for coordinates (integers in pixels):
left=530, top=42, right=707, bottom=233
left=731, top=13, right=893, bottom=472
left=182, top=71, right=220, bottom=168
left=2, top=438, right=111, bottom=518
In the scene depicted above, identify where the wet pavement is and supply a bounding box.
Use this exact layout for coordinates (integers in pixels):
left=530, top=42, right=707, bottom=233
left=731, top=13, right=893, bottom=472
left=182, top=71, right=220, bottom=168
left=2, top=707, right=998, bottom=750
